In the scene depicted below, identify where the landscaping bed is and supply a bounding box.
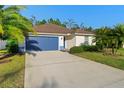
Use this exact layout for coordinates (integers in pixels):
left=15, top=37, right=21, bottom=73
left=0, top=54, right=25, bottom=88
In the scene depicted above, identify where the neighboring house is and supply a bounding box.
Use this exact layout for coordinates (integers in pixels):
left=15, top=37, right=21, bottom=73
left=26, top=24, right=95, bottom=51
left=0, top=40, right=7, bottom=50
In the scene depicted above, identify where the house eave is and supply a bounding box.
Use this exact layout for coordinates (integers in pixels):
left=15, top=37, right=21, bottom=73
left=28, top=32, right=71, bottom=36
left=75, top=33, right=95, bottom=36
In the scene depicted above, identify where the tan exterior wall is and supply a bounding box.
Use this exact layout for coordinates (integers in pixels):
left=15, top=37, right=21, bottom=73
left=123, top=43, right=124, bottom=48
left=65, top=35, right=76, bottom=49
left=65, top=35, right=95, bottom=50
left=75, top=35, right=95, bottom=46
left=89, top=36, right=95, bottom=45
left=75, top=36, right=85, bottom=46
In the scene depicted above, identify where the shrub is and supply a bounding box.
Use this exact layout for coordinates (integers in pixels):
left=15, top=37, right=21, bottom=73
left=6, top=39, right=19, bottom=53
left=69, top=46, right=83, bottom=54
left=96, top=43, right=104, bottom=51
left=70, top=45, right=99, bottom=54
left=81, top=45, right=99, bottom=52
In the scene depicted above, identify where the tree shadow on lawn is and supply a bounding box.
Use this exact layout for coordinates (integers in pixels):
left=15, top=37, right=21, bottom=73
left=0, top=67, right=24, bottom=88
left=0, top=53, right=24, bottom=61
left=0, top=59, right=12, bottom=64
left=0, top=53, right=15, bottom=60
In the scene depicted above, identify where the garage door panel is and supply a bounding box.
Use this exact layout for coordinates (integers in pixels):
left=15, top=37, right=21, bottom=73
left=26, top=36, right=58, bottom=51
left=26, top=37, right=42, bottom=51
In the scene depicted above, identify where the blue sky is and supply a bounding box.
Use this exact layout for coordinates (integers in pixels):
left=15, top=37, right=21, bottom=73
left=21, top=5, right=124, bottom=28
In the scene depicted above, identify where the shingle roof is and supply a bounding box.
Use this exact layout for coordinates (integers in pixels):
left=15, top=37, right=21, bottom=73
left=75, top=29, right=95, bottom=34
left=33, top=24, right=70, bottom=34
left=33, top=24, right=95, bottom=35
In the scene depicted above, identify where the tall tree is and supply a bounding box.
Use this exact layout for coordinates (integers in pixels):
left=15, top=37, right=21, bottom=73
left=48, top=18, right=66, bottom=27
left=64, top=19, right=77, bottom=29
left=36, top=19, right=47, bottom=25
left=79, top=22, right=85, bottom=30
left=30, top=15, right=37, bottom=26
left=36, top=18, right=66, bottom=27
left=84, top=26, right=93, bottom=31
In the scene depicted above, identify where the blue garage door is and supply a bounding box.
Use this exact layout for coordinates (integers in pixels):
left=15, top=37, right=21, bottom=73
left=26, top=36, right=58, bottom=51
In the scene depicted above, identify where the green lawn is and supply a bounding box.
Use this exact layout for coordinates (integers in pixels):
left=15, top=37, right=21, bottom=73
left=0, top=54, right=25, bottom=88
left=74, top=49, right=124, bottom=70
left=0, top=50, right=7, bottom=55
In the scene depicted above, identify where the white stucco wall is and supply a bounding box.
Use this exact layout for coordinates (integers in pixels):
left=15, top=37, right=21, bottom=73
left=58, top=36, right=64, bottom=50
left=0, top=40, right=7, bottom=50
left=90, top=36, right=96, bottom=45
left=65, top=35, right=76, bottom=49
left=75, top=35, right=94, bottom=46
left=122, top=43, right=124, bottom=48
left=89, top=36, right=94, bottom=45
left=75, top=36, right=85, bottom=46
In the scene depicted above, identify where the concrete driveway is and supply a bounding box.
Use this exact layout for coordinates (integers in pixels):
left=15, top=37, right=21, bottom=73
left=25, top=51, right=124, bottom=88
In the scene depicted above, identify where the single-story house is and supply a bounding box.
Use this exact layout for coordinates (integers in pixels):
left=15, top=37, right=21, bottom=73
left=25, top=24, right=95, bottom=51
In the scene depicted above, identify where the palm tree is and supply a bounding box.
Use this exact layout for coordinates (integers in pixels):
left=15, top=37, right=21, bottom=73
left=0, top=5, right=34, bottom=43
left=0, top=24, right=4, bottom=35
left=0, top=5, right=34, bottom=53
left=114, top=24, right=124, bottom=48
left=95, top=26, right=124, bottom=55
left=95, top=27, right=115, bottom=54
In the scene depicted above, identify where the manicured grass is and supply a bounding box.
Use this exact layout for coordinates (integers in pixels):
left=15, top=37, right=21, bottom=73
left=0, top=50, right=7, bottom=55
left=0, top=54, right=25, bottom=88
left=117, top=48, right=124, bottom=56
left=74, top=49, right=124, bottom=70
